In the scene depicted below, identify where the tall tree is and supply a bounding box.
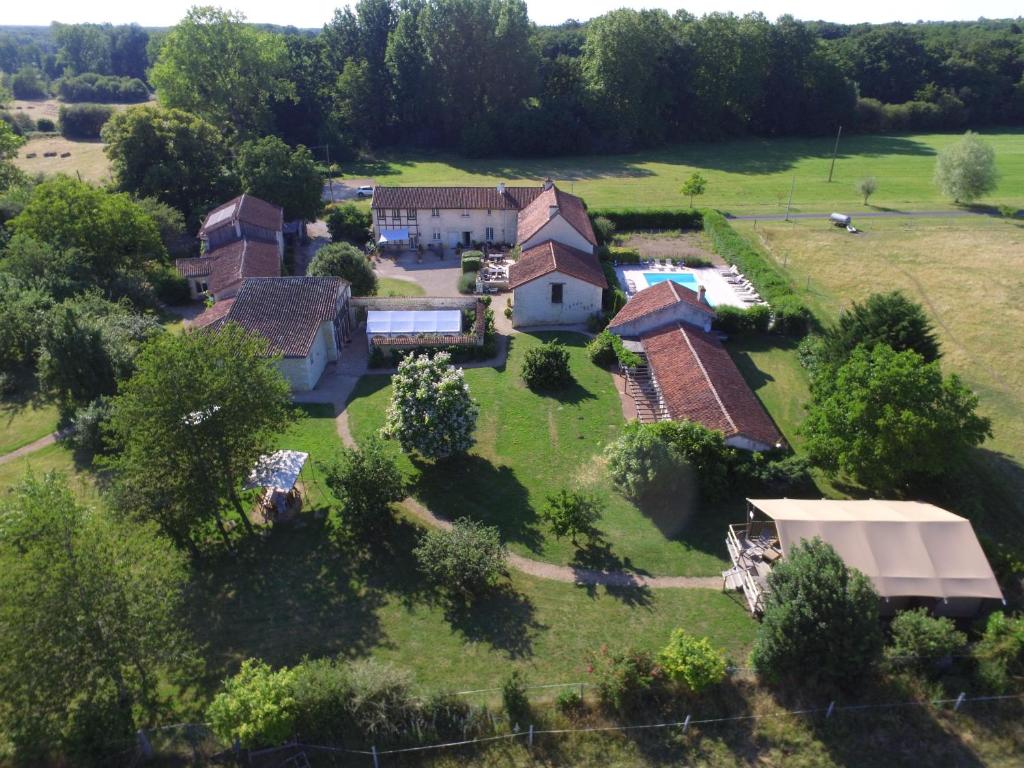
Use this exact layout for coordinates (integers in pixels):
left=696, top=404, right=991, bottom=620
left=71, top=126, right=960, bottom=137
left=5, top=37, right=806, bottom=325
left=52, top=22, right=112, bottom=75
left=582, top=9, right=676, bottom=147
left=803, top=343, right=991, bottom=492
left=102, top=106, right=236, bottom=226
left=236, top=136, right=323, bottom=222
left=150, top=7, right=295, bottom=137
left=106, top=323, right=296, bottom=546
left=825, top=291, right=941, bottom=364
left=7, top=176, right=166, bottom=281
left=0, top=473, right=194, bottom=764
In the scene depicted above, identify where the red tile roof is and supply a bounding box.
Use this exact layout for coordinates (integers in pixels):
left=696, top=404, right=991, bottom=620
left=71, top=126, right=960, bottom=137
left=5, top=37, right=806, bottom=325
left=642, top=322, right=782, bottom=449
left=207, top=239, right=281, bottom=296
left=189, top=298, right=235, bottom=329
left=372, top=186, right=543, bottom=211
left=516, top=187, right=597, bottom=247
left=175, top=257, right=212, bottom=278
left=221, top=277, right=348, bottom=358
left=199, top=193, right=284, bottom=237
left=608, top=279, right=714, bottom=329
left=508, top=240, right=608, bottom=290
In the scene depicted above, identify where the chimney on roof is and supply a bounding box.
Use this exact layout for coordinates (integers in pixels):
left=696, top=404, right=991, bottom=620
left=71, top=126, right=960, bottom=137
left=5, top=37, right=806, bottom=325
left=542, top=177, right=554, bottom=190
left=697, top=284, right=707, bottom=304
left=497, top=182, right=506, bottom=195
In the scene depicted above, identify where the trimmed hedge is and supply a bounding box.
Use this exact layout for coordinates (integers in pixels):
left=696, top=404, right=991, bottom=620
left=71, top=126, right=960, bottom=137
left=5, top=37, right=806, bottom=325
left=590, top=209, right=704, bottom=231
left=702, top=210, right=812, bottom=337
left=461, top=250, right=483, bottom=273
left=58, top=73, right=150, bottom=103
left=713, top=304, right=771, bottom=335
left=59, top=103, right=114, bottom=139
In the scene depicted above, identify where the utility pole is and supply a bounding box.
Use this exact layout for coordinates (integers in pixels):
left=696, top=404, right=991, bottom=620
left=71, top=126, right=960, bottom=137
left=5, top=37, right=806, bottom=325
left=827, top=125, right=842, bottom=183
left=311, top=144, right=335, bottom=203
left=785, top=176, right=795, bottom=222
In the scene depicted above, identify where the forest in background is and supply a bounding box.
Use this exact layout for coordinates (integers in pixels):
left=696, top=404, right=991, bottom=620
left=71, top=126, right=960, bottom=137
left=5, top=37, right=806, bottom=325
left=0, top=6, right=1022, bottom=157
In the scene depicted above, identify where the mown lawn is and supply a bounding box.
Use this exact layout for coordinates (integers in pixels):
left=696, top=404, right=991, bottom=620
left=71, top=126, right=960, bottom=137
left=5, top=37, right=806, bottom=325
left=0, top=396, right=60, bottom=455
left=727, top=334, right=811, bottom=451
left=189, top=510, right=754, bottom=695
left=346, top=131, right=1024, bottom=215
left=346, top=332, right=736, bottom=577
left=0, top=442, right=100, bottom=506
left=378, top=276, right=427, bottom=297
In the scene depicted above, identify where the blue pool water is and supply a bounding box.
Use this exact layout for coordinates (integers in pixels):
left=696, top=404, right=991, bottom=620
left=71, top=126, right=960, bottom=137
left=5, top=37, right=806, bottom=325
left=641, top=272, right=714, bottom=305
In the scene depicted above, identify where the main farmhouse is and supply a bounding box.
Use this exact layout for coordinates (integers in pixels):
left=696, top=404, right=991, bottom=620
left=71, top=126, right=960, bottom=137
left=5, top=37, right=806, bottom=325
left=372, top=180, right=606, bottom=327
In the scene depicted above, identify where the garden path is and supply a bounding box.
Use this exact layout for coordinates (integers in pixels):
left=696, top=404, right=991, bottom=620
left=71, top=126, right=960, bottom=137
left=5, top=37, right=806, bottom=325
left=0, top=429, right=70, bottom=465
left=333, top=397, right=720, bottom=591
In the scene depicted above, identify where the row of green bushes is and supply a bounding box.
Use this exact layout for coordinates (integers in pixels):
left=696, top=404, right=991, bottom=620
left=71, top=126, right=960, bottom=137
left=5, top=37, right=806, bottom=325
left=713, top=304, right=772, bottom=335
left=57, top=73, right=150, bottom=103
left=590, top=209, right=704, bottom=232
left=701, top=210, right=812, bottom=336
left=58, top=104, right=114, bottom=139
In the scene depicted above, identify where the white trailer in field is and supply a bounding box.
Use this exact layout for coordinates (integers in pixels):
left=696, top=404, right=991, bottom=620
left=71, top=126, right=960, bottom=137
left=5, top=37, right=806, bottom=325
left=829, top=212, right=852, bottom=227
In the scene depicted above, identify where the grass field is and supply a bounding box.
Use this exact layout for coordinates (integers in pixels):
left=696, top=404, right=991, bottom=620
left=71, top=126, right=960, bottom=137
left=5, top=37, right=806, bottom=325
left=14, top=136, right=112, bottom=184
left=0, top=442, right=99, bottom=506
left=0, top=396, right=59, bottom=455
left=378, top=276, right=427, bottom=297
left=347, top=332, right=737, bottom=577
left=348, top=131, right=1024, bottom=215
left=186, top=400, right=755, bottom=693
left=733, top=215, right=1024, bottom=538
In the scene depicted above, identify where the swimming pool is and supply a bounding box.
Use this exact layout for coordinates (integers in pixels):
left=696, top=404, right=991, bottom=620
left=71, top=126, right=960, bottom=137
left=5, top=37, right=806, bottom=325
left=643, top=272, right=698, bottom=289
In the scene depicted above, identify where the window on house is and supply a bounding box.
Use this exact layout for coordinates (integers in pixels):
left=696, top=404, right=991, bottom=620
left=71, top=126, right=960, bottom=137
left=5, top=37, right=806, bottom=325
left=486, top=208, right=492, bottom=216
left=391, top=208, right=400, bottom=219
left=431, top=208, right=440, bottom=217
left=198, top=281, right=208, bottom=293
left=551, top=283, right=564, bottom=304
left=461, top=209, right=470, bottom=218
left=407, top=209, right=416, bottom=220
left=432, top=230, right=441, bottom=240
left=485, top=226, right=495, bottom=242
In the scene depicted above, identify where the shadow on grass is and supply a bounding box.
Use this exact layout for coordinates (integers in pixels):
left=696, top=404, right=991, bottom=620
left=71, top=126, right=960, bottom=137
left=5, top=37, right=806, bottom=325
left=442, top=583, right=545, bottom=659
left=570, top=538, right=653, bottom=608
left=526, top=378, right=597, bottom=406
left=188, top=513, right=388, bottom=678
left=411, top=454, right=545, bottom=554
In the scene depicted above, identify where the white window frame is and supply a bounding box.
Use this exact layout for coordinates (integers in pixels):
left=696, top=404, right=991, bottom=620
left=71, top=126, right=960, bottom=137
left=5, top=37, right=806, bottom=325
left=461, top=209, right=470, bottom=218
left=407, top=209, right=417, bottom=220
left=431, top=208, right=440, bottom=217
left=485, top=226, right=495, bottom=242
left=432, top=230, right=441, bottom=241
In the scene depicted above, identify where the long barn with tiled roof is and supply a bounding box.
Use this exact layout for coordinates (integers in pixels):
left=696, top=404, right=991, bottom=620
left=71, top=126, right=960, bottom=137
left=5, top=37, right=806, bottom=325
left=607, top=282, right=783, bottom=452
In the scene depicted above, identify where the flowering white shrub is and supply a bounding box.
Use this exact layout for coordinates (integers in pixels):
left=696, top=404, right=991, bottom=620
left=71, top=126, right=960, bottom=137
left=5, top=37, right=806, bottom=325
left=382, top=352, right=478, bottom=459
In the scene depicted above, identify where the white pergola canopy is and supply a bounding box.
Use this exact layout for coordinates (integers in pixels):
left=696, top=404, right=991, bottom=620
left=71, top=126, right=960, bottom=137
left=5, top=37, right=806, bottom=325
left=748, top=498, right=1003, bottom=601
left=377, top=227, right=409, bottom=244
left=245, top=450, right=309, bottom=493
left=366, top=310, right=461, bottom=336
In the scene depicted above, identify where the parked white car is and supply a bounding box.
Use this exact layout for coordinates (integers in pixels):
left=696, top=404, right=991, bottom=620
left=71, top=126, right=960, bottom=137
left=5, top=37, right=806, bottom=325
left=355, top=186, right=373, bottom=198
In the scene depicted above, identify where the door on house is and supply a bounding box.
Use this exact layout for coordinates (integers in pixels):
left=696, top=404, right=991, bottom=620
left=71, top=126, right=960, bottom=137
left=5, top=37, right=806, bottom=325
left=462, top=231, right=472, bottom=246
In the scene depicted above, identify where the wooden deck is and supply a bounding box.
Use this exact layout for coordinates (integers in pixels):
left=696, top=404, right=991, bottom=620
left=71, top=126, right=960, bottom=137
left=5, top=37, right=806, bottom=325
left=723, top=523, right=781, bottom=615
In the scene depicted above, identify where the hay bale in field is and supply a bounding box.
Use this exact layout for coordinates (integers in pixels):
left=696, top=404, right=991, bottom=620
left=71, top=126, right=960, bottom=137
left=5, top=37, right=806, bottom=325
left=60, top=152, right=71, bottom=158
left=43, top=151, right=58, bottom=157
left=25, top=153, right=36, bottom=158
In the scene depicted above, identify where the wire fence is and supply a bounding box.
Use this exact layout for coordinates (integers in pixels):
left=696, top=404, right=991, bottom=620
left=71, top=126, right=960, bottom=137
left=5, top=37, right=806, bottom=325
left=134, top=689, right=1024, bottom=766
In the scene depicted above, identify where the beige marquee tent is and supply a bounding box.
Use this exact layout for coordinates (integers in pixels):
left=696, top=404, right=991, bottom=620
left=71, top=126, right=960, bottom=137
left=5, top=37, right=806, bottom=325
left=728, top=499, right=1003, bottom=617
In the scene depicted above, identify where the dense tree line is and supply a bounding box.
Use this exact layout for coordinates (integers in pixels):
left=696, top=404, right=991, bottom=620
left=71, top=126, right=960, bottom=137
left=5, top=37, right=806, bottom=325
left=253, top=6, right=1023, bottom=156
left=3, top=10, right=1022, bottom=156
